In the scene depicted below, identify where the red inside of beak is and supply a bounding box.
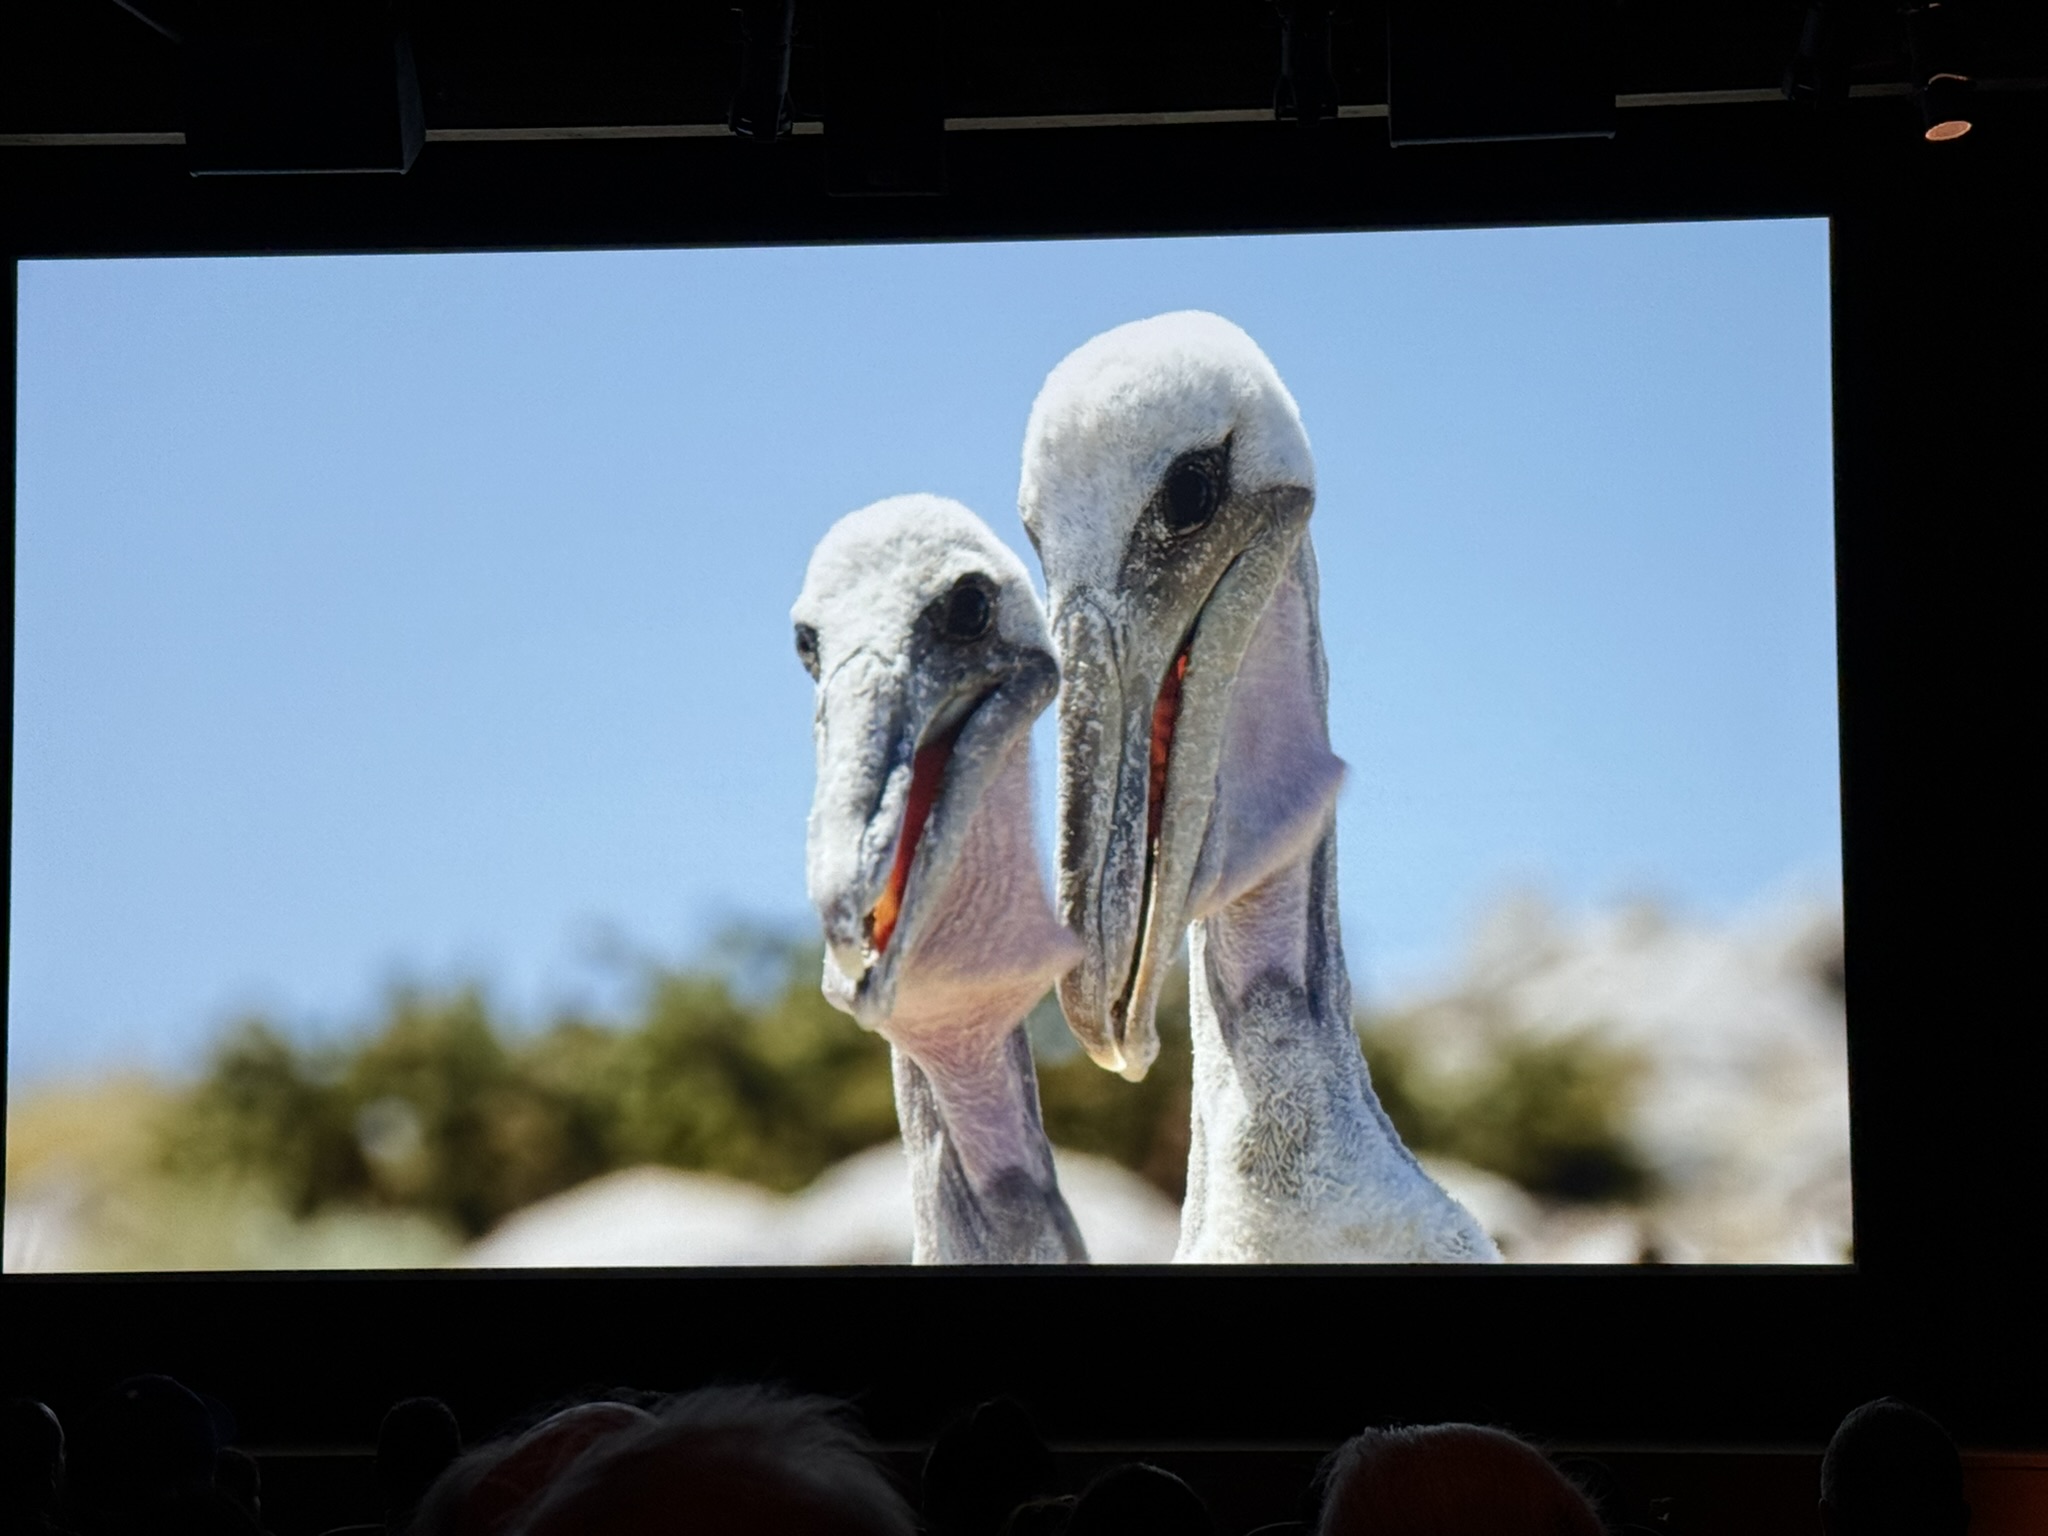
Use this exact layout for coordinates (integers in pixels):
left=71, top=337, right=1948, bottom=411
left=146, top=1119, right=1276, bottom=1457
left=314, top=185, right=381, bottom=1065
left=1113, top=645, right=1192, bottom=1032
left=1148, top=648, right=1190, bottom=851
left=866, top=729, right=960, bottom=958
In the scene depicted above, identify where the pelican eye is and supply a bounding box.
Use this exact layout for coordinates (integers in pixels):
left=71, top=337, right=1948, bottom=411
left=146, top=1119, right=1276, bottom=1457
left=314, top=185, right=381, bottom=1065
left=937, top=576, right=995, bottom=643
left=794, top=622, right=821, bottom=679
left=1160, top=443, right=1228, bottom=535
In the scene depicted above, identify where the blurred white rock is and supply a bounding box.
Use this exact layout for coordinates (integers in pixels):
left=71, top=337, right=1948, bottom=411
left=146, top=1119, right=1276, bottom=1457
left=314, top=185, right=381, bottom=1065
left=4, top=1166, right=459, bottom=1273
left=3, top=1179, right=84, bottom=1272
left=463, top=1168, right=784, bottom=1267
left=778, top=1144, right=916, bottom=1264
left=1395, top=894, right=1851, bottom=1264
left=462, top=1142, right=1181, bottom=1267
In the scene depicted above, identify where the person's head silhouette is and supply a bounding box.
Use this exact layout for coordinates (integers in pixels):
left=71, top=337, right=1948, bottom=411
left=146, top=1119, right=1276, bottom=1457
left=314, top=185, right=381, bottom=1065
left=923, top=1398, right=1058, bottom=1536
left=1315, top=1424, right=1603, bottom=1536
left=1820, top=1398, right=1969, bottom=1536
left=1066, top=1463, right=1214, bottom=1536
left=377, top=1397, right=463, bottom=1523
left=1, top=1399, right=67, bottom=1528
left=69, top=1374, right=221, bottom=1524
left=513, top=1386, right=914, bottom=1536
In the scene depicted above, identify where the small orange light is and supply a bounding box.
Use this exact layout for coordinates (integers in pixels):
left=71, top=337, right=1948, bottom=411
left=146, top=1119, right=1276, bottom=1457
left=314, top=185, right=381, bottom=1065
left=1924, top=118, right=1972, bottom=142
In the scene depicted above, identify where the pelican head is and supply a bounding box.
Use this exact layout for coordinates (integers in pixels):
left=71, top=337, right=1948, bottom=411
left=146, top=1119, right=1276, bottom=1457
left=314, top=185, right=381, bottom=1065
left=794, top=494, right=1070, bottom=1029
left=1021, top=312, right=1345, bottom=1080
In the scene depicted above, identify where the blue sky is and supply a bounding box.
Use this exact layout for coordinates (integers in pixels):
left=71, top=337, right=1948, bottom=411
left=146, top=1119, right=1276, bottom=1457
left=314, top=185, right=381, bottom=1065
left=8, top=222, right=1838, bottom=1084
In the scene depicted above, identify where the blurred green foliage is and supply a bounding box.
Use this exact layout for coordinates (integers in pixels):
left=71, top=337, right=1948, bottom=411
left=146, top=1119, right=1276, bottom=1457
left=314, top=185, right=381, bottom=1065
left=161, top=943, right=899, bottom=1239
left=158, top=930, right=1651, bottom=1239
left=1361, top=1004, right=1655, bottom=1202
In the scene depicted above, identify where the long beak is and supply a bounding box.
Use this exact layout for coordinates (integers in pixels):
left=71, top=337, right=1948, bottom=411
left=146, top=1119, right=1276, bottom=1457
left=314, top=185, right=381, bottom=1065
left=1051, top=489, right=1321, bottom=1080
left=807, top=644, right=1059, bottom=1028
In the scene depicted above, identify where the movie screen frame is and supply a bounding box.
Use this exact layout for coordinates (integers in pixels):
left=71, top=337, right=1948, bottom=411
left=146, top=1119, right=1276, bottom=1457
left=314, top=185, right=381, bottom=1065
left=5, top=221, right=1846, bottom=1275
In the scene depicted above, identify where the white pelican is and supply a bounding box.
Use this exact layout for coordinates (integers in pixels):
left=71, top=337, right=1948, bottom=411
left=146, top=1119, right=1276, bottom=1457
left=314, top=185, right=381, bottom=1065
left=793, top=495, right=1087, bottom=1263
left=1019, top=313, right=1498, bottom=1263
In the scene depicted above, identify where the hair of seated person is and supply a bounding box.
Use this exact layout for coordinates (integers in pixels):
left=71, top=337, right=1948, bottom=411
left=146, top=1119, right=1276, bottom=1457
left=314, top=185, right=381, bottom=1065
left=404, top=1399, right=655, bottom=1536
left=1820, top=1398, right=1969, bottom=1536
left=509, top=1384, right=917, bottom=1536
left=490, top=1387, right=665, bottom=1445
left=2, top=1399, right=67, bottom=1517
left=923, top=1397, right=1059, bottom=1536
left=379, top=1398, right=464, bottom=1520
left=1000, top=1495, right=1077, bottom=1536
left=1315, top=1424, right=1605, bottom=1536
left=399, top=1441, right=498, bottom=1536
left=1065, top=1463, right=1216, bottom=1536
left=400, top=1389, right=646, bottom=1536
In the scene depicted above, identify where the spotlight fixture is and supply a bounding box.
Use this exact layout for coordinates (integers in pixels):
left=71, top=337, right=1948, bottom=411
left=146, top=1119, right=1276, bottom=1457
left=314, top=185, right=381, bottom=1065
left=1919, top=75, right=1972, bottom=140
left=730, top=0, right=796, bottom=140
left=1903, top=2, right=1973, bottom=142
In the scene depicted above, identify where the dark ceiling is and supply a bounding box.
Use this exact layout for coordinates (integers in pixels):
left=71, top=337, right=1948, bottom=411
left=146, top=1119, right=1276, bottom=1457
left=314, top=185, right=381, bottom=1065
left=4, top=1, right=2043, bottom=140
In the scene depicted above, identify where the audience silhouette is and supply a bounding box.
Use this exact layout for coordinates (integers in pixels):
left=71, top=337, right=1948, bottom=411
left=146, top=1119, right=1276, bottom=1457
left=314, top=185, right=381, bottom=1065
left=8, top=1376, right=1997, bottom=1536
left=1821, top=1398, right=1971, bottom=1536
